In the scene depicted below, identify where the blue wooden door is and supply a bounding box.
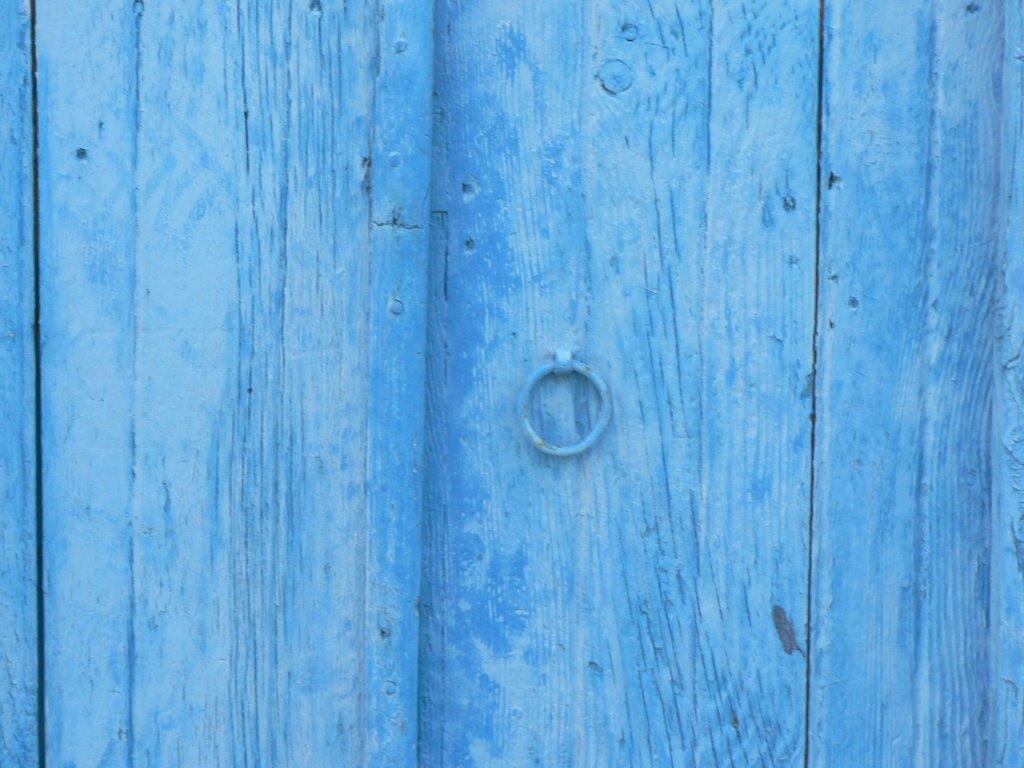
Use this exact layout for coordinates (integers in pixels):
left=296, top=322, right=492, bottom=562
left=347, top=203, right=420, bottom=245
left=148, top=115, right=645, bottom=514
left=1, top=1, right=1022, bottom=766
left=418, top=2, right=820, bottom=765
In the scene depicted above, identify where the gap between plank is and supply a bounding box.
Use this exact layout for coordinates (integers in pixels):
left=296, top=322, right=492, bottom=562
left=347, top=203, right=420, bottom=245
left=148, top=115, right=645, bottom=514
left=30, top=0, right=46, bottom=763
left=804, top=2, right=827, bottom=767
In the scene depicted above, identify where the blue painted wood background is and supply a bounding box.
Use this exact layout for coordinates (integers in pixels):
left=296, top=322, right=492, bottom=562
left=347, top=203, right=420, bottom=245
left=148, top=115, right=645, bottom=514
left=0, top=1, right=1019, bottom=766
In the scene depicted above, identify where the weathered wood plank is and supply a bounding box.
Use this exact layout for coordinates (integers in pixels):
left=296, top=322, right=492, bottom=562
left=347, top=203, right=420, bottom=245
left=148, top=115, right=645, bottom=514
left=37, top=3, right=138, bottom=762
left=365, top=1, right=435, bottom=763
left=810, top=3, right=1001, bottom=766
left=37, top=1, right=432, bottom=764
left=996, top=5, right=1024, bottom=764
left=0, top=0, right=38, bottom=764
left=420, top=1, right=819, bottom=764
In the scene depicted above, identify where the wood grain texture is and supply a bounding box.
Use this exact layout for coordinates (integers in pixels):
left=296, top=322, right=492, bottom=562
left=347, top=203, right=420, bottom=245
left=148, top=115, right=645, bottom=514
left=365, top=2, right=434, bottom=763
left=996, top=4, right=1024, bottom=764
left=37, top=1, right=432, bottom=764
left=811, top=3, right=1001, bottom=766
left=420, top=1, right=820, bottom=764
left=0, top=0, right=38, bottom=764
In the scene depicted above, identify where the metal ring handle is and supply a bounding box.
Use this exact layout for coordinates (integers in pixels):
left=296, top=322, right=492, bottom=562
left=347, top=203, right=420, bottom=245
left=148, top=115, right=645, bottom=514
left=517, top=351, right=612, bottom=456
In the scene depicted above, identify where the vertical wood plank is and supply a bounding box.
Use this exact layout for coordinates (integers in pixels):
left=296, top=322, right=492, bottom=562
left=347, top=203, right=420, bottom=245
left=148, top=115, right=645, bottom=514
left=0, top=0, right=38, bottom=764
left=420, top=1, right=820, bottom=764
left=365, top=1, right=434, bottom=763
left=37, top=1, right=432, bottom=764
left=38, top=3, right=137, bottom=761
left=811, top=3, right=1001, bottom=766
left=996, top=4, right=1024, bottom=764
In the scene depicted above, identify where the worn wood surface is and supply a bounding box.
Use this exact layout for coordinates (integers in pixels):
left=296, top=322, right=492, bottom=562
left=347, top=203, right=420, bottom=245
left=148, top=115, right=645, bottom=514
left=18, top=2, right=1019, bottom=765
left=0, top=0, right=38, bottom=764
left=36, top=1, right=432, bottom=764
left=420, top=1, right=819, bottom=764
left=811, top=3, right=1001, bottom=766
left=996, top=3, right=1024, bottom=764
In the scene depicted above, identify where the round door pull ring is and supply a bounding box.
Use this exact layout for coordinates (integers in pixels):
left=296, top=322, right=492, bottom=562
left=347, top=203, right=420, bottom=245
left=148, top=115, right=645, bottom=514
left=517, top=350, right=612, bottom=457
